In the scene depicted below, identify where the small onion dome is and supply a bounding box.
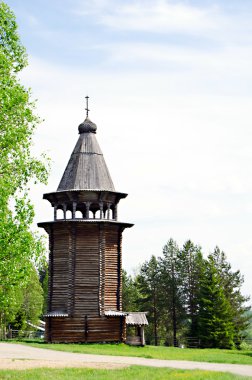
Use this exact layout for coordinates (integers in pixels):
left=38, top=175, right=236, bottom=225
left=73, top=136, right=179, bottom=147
left=78, top=117, right=97, bottom=134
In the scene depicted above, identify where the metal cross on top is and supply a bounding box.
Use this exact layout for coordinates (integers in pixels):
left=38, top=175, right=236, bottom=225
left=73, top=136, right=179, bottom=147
left=85, top=96, right=90, bottom=118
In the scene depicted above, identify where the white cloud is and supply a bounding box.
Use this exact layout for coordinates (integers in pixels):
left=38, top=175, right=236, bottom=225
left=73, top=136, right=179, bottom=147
left=98, top=42, right=252, bottom=77
left=73, top=0, right=221, bottom=34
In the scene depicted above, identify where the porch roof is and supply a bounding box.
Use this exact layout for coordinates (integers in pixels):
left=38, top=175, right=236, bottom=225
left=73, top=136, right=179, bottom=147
left=126, top=312, right=148, bottom=326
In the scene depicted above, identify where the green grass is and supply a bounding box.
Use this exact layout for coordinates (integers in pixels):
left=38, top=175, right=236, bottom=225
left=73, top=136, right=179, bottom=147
left=16, top=341, right=252, bottom=365
left=0, top=366, right=251, bottom=380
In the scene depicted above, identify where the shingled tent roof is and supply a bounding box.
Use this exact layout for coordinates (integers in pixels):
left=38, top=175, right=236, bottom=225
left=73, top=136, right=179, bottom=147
left=57, top=117, right=115, bottom=191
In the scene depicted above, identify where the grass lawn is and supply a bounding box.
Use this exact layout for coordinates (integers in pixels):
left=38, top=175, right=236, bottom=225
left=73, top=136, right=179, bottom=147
left=0, top=366, right=251, bottom=380
left=17, top=341, right=252, bottom=365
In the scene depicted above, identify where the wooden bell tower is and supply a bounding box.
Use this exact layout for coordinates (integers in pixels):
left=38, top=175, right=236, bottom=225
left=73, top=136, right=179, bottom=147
left=38, top=102, right=133, bottom=342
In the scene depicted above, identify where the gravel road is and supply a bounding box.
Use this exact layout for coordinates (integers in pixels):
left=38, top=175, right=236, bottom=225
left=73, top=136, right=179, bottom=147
left=0, top=343, right=252, bottom=377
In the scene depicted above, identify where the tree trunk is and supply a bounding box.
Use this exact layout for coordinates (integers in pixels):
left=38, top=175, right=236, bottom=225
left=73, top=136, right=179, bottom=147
left=153, top=286, right=158, bottom=346
left=171, top=261, right=177, bottom=347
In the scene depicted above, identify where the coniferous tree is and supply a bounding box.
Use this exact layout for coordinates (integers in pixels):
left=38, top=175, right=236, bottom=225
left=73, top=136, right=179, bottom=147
left=209, top=247, right=250, bottom=348
left=160, top=239, right=186, bottom=346
left=198, top=257, right=235, bottom=349
left=137, top=256, right=162, bottom=345
left=179, top=241, right=203, bottom=340
left=123, top=239, right=250, bottom=349
left=122, top=269, right=139, bottom=312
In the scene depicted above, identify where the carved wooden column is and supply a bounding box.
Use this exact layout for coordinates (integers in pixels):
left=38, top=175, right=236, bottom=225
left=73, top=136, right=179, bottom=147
left=107, top=203, right=111, bottom=220
left=99, top=202, right=103, bottom=219
left=54, top=205, right=57, bottom=220
left=85, top=202, right=90, bottom=219
left=72, top=202, right=77, bottom=219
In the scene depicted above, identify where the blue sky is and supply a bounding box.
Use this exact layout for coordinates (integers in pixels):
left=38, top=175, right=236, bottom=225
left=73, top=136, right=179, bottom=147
left=5, top=0, right=252, bottom=298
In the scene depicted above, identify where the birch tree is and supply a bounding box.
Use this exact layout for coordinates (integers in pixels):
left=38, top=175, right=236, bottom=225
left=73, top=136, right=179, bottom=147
left=0, top=2, right=49, bottom=335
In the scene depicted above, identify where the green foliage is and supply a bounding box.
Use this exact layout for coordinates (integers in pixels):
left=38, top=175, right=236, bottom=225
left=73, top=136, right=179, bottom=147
left=198, top=257, right=235, bottom=349
left=122, top=239, right=250, bottom=349
left=159, top=239, right=187, bottom=346
left=0, top=2, right=49, bottom=335
left=0, top=2, right=27, bottom=72
left=11, top=266, right=44, bottom=331
left=179, top=241, right=203, bottom=339
left=136, top=255, right=164, bottom=345
left=244, top=311, right=252, bottom=339
left=208, top=248, right=251, bottom=348
left=39, top=264, right=49, bottom=314
left=122, top=269, right=139, bottom=312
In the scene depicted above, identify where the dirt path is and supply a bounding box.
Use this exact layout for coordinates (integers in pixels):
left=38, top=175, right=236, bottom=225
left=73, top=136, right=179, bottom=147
left=0, top=343, right=252, bottom=377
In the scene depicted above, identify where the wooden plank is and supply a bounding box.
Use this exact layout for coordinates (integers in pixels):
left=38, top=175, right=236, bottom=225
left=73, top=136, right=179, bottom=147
left=44, top=220, right=128, bottom=342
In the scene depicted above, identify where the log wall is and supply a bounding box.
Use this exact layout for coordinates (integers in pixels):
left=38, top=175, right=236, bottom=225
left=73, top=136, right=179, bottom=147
left=50, top=224, right=70, bottom=312
left=45, top=316, right=124, bottom=343
left=43, top=221, right=126, bottom=343
left=74, top=224, right=100, bottom=316
left=104, top=226, right=122, bottom=311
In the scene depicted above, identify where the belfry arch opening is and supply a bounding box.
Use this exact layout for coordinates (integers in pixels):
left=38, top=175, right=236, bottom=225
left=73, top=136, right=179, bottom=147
left=66, top=210, right=72, bottom=219
left=75, top=210, right=83, bottom=219
left=56, top=207, right=64, bottom=219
